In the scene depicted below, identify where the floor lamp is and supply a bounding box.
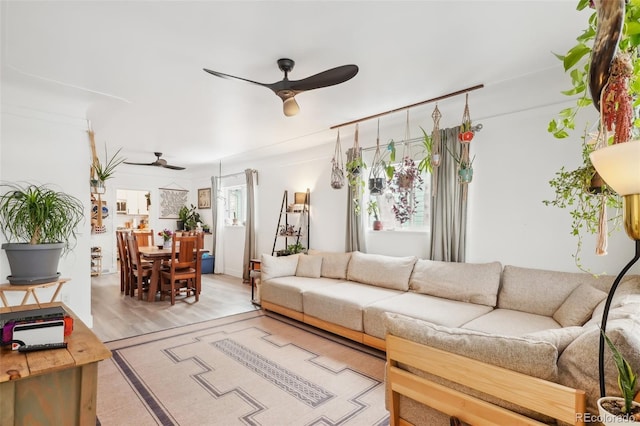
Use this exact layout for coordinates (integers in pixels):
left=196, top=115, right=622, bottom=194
left=590, top=140, right=640, bottom=397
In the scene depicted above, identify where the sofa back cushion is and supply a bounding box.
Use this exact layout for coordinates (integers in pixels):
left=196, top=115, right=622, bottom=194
left=307, top=250, right=352, bottom=279
left=260, top=254, right=300, bottom=281
left=384, top=312, right=559, bottom=381
left=409, top=260, right=502, bottom=307
left=295, top=254, right=323, bottom=278
left=498, top=265, right=609, bottom=317
left=347, top=251, right=417, bottom=291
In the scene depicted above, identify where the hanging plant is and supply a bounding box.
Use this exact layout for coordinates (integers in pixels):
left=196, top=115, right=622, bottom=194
left=330, top=129, right=345, bottom=189
left=389, top=156, right=424, bottom=224
left=368, top=120, right=386, bottom=195
left=346, top=124, right=366, bottom=213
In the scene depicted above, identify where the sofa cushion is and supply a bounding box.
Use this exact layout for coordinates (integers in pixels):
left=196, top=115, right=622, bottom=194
left=497, top=265, right=609, bottom=316
left=587, top=275, right=640, bottom=326
left=364, top=292, right=493, bottom=340
left=385, top=313, right=559, bottom=381
left=346, top=251, right=417, bottom=291
left=553, top=283, right=607, bottom=327
left=558, top=319, right=640, bottom=415
left=307, top=250, right=352, bottom=279
left=303, top=282, right=403, bottom=332
left=261, top=276, right=344, bottom=312
left=461, top=309, right=561, bottom=336
left=260, top=254, right=300, bottom=281
left=409, top=259, right=502, bottom=307
left=295, top=254, right=323, bottom=278
left=523, top=327, right=584, bottom=353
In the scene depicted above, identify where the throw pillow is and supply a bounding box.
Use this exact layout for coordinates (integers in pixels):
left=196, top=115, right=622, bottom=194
left=295, top=255, right=323, bottom=278
left=307, top=250, right=352, bottom=279
left=384, top=312, right=559, bottom=381
left=553, top=283, right=607, bottom=327
left=260, top=254, right=300, bottom=281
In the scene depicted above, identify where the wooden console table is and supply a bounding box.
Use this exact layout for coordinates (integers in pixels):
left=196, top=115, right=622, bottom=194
left=0, top=278, right=70, bottom=307
left=0, top=302, right=112, bottom=426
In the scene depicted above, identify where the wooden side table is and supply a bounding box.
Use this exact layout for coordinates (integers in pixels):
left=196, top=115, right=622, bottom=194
left=0, top=302, right=112, bottom=426
left=0, top=278, right=70, bottom=307
left=249, top=258, right=261, bottom=305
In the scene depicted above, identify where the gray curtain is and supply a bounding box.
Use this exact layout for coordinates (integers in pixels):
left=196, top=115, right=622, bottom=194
left=242, top=169, right=256, bottom=282
left=345, top=147, right=366, bottom=252
left=430, top=127, right=467, bottom=262
left=210, top=176, right=218, bottom=258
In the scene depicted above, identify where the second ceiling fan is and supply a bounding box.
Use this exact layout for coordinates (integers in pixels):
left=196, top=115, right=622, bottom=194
left=203, top=58, right=358, bottom=116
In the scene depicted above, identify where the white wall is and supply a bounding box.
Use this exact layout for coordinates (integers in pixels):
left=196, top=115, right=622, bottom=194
left=1, top=82, right=94, bottom=326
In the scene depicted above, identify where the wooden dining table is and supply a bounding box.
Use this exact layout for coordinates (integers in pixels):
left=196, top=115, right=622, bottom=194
left=138, top=246, right=208, bottom=302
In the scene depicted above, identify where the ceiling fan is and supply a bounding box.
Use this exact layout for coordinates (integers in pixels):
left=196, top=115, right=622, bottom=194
left=203, top=58, right=358, bottom=116
left=123, top=152, right=186, bottom=170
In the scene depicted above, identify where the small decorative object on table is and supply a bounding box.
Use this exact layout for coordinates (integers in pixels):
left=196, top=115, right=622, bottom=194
left=158, top=229, right=173, bottom=248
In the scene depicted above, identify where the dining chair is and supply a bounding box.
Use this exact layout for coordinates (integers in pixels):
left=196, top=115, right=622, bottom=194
left=134, top=229, right=154, bottom=248
left=126, top=234, right=153, bottom=299
left=160, top=234, right=201, bottom=305
left=116, top=229, right=132, bottom=293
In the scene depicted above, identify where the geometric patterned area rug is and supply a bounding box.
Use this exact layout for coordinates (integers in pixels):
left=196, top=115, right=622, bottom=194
left=97, top=310, right=389, bottom=425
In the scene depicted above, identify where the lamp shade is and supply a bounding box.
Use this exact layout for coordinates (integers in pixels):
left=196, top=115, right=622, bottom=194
left=294, top=192, right=308, bottom=204
left=589, top=140, right=640, bottom=196
left=283, top=97, right=300, bottom=117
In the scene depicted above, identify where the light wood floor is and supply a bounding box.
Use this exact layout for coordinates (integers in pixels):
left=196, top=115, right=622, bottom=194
left=91, top=272, right=259, bottom=342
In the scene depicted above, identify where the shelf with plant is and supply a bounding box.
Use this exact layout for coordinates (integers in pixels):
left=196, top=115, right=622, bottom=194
left=545, top=0, right=639, bottom=268
left=91, top=145, right=125, bottom=192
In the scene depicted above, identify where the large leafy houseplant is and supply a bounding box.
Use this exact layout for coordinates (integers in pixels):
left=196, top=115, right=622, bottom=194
left=0, top=182, right=84, bottom=284
left=546, top=0, right=639, bottom=267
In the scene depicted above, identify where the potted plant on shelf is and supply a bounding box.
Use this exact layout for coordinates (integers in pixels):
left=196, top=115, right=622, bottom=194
left=367, top=199, right=383, bottom=231
left=90, top=145, right=125, bottom=194
left=597, top=331, right=640, bottom=425
left=0, top=182, right=84, bottom=284
left=286, top=242, right=305, bottom=255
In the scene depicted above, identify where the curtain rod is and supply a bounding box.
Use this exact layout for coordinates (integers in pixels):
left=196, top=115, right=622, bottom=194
left=218, top=169, right=257, bottom=179
left=329, top=84, right=484, bottom=130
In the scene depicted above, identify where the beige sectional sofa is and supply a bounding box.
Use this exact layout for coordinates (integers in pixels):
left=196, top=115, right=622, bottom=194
left=258, top=250, right=640, bottom=424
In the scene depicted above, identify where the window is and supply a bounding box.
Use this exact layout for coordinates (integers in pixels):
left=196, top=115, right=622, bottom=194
left=224, top=185, right=246, bottom=225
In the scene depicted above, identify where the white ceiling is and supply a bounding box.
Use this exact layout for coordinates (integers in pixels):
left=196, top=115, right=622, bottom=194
left=1, top=1, right=590, bottom=171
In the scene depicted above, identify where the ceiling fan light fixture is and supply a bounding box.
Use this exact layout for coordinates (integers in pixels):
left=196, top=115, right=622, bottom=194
left=283, top=97, right=300, bottom=117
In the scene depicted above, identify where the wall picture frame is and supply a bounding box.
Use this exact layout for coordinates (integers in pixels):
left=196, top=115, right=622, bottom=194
left=159, top=188, right=188, bottom=219
left=198, top=187, right=211, bottom=209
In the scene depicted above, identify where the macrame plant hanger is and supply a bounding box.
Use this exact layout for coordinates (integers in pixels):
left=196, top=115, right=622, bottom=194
left=369, top=119, right=385, bottom=195
left=330, top=129, right=345, bottom=189
left=430, top=104, right=442, bottom=197
left=458, top=93, right=474, bottom=201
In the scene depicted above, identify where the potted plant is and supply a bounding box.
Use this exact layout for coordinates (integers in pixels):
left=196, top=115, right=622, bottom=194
left=368, top=140, right=396, bottom=195
left=0, top=182, right=84, bottom=284
left=346, top=153, right=366, bottom=214
left=388, top=157, right=424, bottom=225
left=286, top=242, right=305, bottom=255
left=177, top=205, right=190, bottom=231
left=158, top=228, right=173, bottom=249
left=90, top=145, right=125, bottom=193
left=367, top=199, right=383, bottom=231
left=418, top=127, right=438, bottom=174
left=446, top=145, right=476, bottom=184
left=545, top=0, right=638, bottom=264
left=597, top=331, right=640, bottom=425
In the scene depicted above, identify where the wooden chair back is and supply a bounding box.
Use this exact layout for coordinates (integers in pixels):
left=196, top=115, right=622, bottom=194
left=160, top=234, right=201, bottom=305
left=116, top=230, right=132, bottom=293
left=134, top=229, right=154, bottom=247
left=126, top=233, right=152, bottom=299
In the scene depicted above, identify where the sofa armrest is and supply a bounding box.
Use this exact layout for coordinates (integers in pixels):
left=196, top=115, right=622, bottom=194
left=386, top=334, right=586, bottom=426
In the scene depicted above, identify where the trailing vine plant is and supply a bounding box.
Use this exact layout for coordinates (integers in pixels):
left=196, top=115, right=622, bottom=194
left=545, top=0, right=639, bottom=270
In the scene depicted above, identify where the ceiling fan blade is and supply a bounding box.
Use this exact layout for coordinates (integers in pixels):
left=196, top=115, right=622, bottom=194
left=203, top=68, right=270, bottom=88
left=288, top=65, right=359, bottom=92
left=162, top=164, right=186, bottom=170
left=123, top=161, right=156, bottom=166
